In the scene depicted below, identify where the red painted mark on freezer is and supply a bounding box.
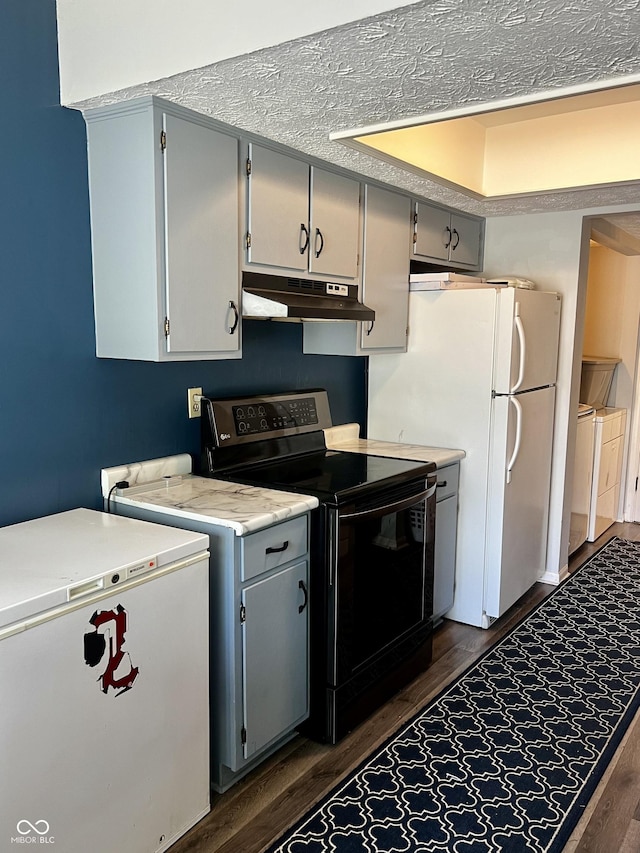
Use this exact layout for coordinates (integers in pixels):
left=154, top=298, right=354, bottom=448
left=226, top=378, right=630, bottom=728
left=84, top=604, right=139, bottom=695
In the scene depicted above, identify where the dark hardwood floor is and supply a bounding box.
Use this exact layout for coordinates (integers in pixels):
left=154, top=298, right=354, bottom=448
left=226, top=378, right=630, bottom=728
left=169, top=522, right=640, bottom=853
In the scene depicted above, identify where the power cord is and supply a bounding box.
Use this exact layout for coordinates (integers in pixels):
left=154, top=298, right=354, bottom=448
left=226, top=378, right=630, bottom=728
left=106, top=480, right=129, bottom=513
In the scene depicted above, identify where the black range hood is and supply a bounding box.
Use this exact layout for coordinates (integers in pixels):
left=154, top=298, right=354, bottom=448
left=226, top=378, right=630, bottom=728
left=242, top=271, right=375, bottom=322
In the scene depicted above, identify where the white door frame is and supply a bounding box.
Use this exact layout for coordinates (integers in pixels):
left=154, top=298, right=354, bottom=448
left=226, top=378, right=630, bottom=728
left=623, top=321, right=640, bottom=521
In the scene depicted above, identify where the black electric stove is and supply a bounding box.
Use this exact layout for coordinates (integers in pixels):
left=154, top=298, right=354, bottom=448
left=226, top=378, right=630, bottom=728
left=200, top=389, right=434, bottom=502
left=200, top=389, right=437, bottom=743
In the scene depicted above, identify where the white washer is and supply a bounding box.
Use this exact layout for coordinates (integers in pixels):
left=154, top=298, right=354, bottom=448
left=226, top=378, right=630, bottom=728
left=569, top=404, right=595, bottom=555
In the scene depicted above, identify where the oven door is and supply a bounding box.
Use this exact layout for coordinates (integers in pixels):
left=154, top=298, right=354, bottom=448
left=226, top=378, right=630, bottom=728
left=327, top=475, right=437, bottom=688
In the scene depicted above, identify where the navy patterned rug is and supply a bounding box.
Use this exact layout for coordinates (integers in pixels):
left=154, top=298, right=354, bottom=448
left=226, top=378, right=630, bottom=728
left=268, top=537, right=640, bottom=853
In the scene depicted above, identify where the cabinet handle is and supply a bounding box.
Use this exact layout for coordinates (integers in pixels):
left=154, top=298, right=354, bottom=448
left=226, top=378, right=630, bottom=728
left=299, top=223, right=310, bottom=255
left=437, top=480, right=448, bottom=488
left=443, top=226, right=452, bottom=248
left=227, top=300, right=239, bottom=335
left=314, top=228, right=324, bottom=258
left=298, top=579, right=308, bottom=614
left=366, top=319, right=375, bottom=336
left=266, top=540, right=289, bottom=554
left=451, top=228, right=460, bottom=250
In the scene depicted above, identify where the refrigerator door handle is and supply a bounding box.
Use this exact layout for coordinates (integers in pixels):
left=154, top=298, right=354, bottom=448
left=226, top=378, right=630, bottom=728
left=511, top=305, right=526, bottom=392
left=506, top=396, right=523, bottom=484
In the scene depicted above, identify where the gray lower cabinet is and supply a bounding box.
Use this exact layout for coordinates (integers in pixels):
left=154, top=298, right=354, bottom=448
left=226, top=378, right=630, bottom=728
left=241, top=561, right=308, bottom=760
left=214, top=514, right=310, bottom=792
left=114, top=501, right=310, bottom=793
left=413, top=201, right=483, bottom=269
left=83, top=96, right=242, bottom=361
left=434, top=462, right=460, bottom=624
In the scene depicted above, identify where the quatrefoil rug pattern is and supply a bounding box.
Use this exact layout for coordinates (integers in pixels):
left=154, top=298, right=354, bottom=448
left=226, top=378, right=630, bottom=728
left=269, top=537, right=640, bottom=853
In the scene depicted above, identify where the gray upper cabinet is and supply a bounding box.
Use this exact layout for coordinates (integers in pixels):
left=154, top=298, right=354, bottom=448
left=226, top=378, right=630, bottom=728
left=246, top=143, right=361, bottom=281
left=360, top=186, right=411, bottom=351
left=84, top=97, right=241, bottom=361
left=303, top=185, right=411, bottom=356
left=413, top=201, right=483, bottom=269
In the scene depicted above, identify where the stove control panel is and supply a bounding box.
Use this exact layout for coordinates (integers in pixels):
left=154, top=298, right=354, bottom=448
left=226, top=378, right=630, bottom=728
left=232, top=397, right=318, bottom=436
left=203, top=389, right=332, bottom=447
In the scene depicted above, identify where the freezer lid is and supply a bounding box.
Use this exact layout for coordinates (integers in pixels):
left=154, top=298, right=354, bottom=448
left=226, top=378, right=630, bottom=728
left=0, top=508, right=208, bottom=630
left=493, top=288, right=561, bottom=394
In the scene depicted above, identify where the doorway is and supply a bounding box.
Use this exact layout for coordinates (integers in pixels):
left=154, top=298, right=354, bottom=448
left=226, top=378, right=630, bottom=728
left=579, top=219, right=640, bottom=526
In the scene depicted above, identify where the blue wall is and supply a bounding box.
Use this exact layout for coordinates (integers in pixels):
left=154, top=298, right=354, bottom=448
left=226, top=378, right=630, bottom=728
left=0, top=0, right=367, bottom=528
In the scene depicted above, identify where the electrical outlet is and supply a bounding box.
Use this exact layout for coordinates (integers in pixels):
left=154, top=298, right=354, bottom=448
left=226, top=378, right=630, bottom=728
left=188, top=387, right=203, bottom=419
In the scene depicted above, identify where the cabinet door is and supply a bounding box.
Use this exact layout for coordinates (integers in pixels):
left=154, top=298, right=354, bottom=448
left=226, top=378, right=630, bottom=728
left=241, top=561, right=309, bottom=759
left=309, top=167, right=360, bottom=279
left=413, top=202, right=482, bottom=269
left=434, top=493, right=457, bottom=620
left=246, top=144, right=309, bottom=272
left=360, top=186, right=411, bottom=351
left=449, top=212, right=482, bottom=268
left=163, top=114, right=240, bottom=354
left=413, top=202, right=451, bottom=262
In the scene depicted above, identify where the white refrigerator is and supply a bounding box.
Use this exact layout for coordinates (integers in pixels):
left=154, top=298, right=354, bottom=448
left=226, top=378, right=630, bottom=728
left=368, top=286, right=561, bottom=628
left=0, top=508, right=210, bottom=853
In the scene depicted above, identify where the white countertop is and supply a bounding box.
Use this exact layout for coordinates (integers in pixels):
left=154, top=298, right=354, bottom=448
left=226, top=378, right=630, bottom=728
left=112, top=474, right=319, bottom=536
left=103, top=433, right=463, bottom=537
left=324, top=424, right=465, bottom=468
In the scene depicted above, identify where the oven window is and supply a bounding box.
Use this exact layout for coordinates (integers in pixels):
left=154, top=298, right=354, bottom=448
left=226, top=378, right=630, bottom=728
left=337, top=498, right=428, bottom=677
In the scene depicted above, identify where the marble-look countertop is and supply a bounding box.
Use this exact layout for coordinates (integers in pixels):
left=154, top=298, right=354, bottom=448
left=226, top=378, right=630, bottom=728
left=324, top=424, right=465, bottom=468
left=113, top=474, right=318, bottom=536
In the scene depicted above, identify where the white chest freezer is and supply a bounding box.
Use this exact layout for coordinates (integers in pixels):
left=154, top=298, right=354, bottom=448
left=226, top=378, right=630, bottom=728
left=0, top=508, right=210, bottom=853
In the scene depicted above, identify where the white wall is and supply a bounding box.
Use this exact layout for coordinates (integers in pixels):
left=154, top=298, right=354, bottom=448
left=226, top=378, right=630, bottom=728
left=583, top=246, right=631, bottom=359
left=483, top=210, right=590, bottom=582
left=614, top=256, right=640, bottom=411
left=56, top=0, right=410, bottom=104
left=484, top=206, right=640, bottom=581
left=594, top=252, right=640, bottom=519
left=579, top=247, right=640, bottom=523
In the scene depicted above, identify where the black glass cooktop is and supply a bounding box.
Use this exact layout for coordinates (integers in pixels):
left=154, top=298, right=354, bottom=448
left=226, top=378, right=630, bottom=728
left=218, top=450, right=434, bottom=505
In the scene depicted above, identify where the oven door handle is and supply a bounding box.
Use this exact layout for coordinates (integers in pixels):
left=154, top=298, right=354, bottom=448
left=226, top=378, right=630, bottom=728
left=340, top=480, right=437, bottom=522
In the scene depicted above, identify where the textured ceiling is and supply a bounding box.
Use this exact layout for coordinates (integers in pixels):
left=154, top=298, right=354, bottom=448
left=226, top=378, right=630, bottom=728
left=70, top=0, right=640, bottom=221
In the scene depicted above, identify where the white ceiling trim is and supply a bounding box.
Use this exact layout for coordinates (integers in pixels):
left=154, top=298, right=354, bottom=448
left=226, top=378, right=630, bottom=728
left=329, top=73, right=640, bottom=139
